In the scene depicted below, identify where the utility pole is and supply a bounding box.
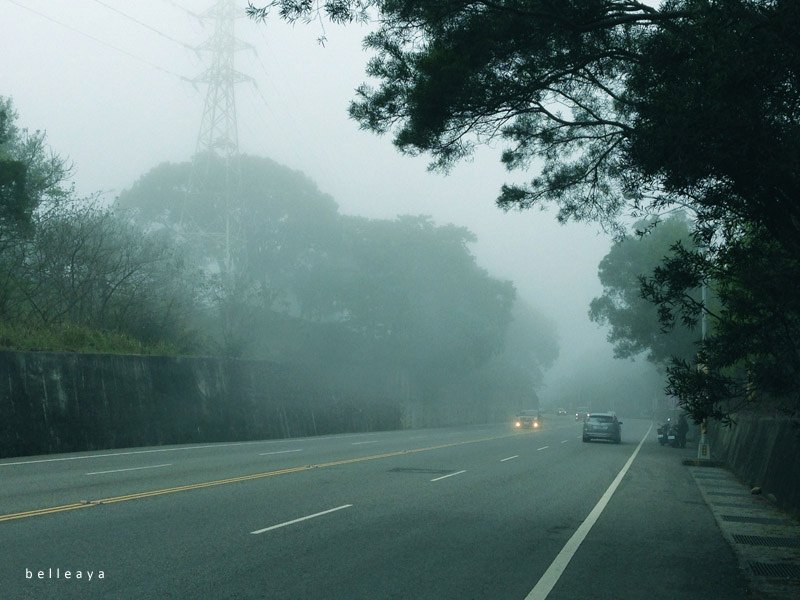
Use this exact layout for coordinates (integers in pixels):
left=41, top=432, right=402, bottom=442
left=697, top=268, right=711, bottom=459
left=184, top=0, right=251, bottom=275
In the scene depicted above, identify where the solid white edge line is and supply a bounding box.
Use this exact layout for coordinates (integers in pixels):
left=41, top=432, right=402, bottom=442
left=258, top=449, right=303, bottom=456
left=251, top=504, right=353, bottom=534
left=86, top=463, right=172, bottom=476
left=1, top=440, right=289, bottom=466
left=351, top=441, right=380, bottom=445
left=500, top=455, right=519, bottom=462
left=537, top=446, right=549, bottom=451
left=430, top=470, right=467, bottom=482
left=524, top=423, right=653, bottom=600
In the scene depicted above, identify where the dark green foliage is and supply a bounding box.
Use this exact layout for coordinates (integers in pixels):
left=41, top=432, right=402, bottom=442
left=0, top=159, right=27, bottom=225
left=251, top=1, right=691, bottom=228
left=590, top=213, right=699, bottom=366
left=626, top=5, right=800, bottom=418
left=249, top=1, right=799, bottom=240
left=624, top=0, right=800, bottom=250
left=645, top=228, right=800, bottom=420
left=0, top=100, right=30, bottom=227
left=0, top=97, right=71, bottom=230
left=247, top=0, right=374, bottom=25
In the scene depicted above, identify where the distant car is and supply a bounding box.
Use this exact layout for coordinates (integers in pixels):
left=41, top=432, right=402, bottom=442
left=582, top=412, right=622, bottom=443
left=557, top=408, right=568, bottom=415
left=514, top=410, right=542, bottom=429
left=575, top=407, right=590, bottom=421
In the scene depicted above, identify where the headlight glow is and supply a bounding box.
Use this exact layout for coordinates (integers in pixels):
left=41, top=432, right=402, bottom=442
left=533, top=421, right=540, bottom=428
left=515, top=421, right=521, bottom=428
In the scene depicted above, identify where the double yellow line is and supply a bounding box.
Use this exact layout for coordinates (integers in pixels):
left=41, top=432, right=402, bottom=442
left=1, top=432, right=520, bottom=523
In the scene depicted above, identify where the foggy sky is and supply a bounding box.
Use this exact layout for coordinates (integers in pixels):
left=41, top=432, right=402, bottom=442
left=0, top=0, right=661, bottom=405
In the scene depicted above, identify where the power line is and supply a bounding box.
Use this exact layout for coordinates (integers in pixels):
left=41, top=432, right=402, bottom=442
left=89, top=0, right=196, bottom=52
left=248, top=26, right=361, bottom=205
left=158, top=0, right=202, bottom=21
left=6, top=0, right=189, bottom=81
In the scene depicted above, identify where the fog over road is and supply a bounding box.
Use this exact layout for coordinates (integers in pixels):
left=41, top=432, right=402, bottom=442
left=1, top=418, right=748, bottom=599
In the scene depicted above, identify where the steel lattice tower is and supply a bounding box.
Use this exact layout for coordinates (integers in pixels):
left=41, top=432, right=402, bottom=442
left=185, top=0, right=251, bottom=274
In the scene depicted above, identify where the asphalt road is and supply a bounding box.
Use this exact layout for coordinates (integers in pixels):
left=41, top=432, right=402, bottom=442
left=0, top=417, right=750, bottom=599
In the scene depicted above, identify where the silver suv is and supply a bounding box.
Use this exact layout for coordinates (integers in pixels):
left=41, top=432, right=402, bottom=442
left=582, top=412, right=622, bottom=443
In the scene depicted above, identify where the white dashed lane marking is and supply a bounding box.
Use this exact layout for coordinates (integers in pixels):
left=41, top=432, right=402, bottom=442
left=86, top=464, right=172, bottom=476
left=251, top=505, right=353, bottom=535
left=430, top=470, right=467, bottom=482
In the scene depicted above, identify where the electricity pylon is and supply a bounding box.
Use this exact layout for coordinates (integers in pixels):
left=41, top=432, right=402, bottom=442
left=184, top=0, right=251, bottom=274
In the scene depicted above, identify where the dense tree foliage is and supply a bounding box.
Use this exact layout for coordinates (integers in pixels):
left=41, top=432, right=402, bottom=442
left=249, top=0, right=800, bottom=419
left=3, top=204, right=198, bottom=347
left=117, top=155, right=342, bottom=353
left=0, top=97, right=71, bottom=232
left=641, top=227, right=800, bottom=421
left=590, top=214, right=699, bottom=366
left=0, top=98, right=199, bottom=354
left=249, top=0, right=798, bottom=238
left=624, top=1, right=800, bottom=251
left=118, top=156, right=558, bottom=411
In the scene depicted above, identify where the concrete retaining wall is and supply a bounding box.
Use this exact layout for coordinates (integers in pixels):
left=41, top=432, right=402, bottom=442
left=710, top=414, right=800, bottom=515
left=0, top=350, right=400, bottom=459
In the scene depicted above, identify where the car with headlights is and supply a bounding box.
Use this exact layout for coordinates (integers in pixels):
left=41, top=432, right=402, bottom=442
left=575, top=406, right=590, bottom=421
left=514, top=410, right=542, bottom=429
left=582, top=412, right=622, bottom=443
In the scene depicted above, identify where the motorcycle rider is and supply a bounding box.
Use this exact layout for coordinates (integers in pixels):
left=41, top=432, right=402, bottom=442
left=676, top=413, right=689, bottom=448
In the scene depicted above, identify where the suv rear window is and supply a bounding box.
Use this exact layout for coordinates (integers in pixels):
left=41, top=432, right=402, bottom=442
left=588, top=415, right=614, bottom=423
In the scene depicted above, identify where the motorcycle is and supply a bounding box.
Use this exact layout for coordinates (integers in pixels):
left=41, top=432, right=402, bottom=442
left=658, top=419, right=687, bottom=448
left=657, top=420, right=671, bottom=445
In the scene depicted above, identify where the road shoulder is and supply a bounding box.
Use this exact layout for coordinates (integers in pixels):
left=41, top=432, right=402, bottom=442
left=687, top=461, right=800, bottom=600
left=546, top=434, right=751, bottom=600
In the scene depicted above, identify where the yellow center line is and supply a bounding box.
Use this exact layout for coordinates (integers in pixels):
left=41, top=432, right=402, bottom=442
left=0, top=502, right=94, bottom=522
left=0, top=432, right=523, bottom=523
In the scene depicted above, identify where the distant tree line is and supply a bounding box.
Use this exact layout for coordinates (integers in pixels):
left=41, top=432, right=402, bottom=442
left=117, top=154, right=558, bottom=410
left=0, top=95, right=558, bottom=414
left=248, top=0, right=800, bottom=421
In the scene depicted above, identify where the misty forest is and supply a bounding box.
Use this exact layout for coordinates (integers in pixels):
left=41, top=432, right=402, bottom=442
left=0, top=100, right=558, bottom=423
